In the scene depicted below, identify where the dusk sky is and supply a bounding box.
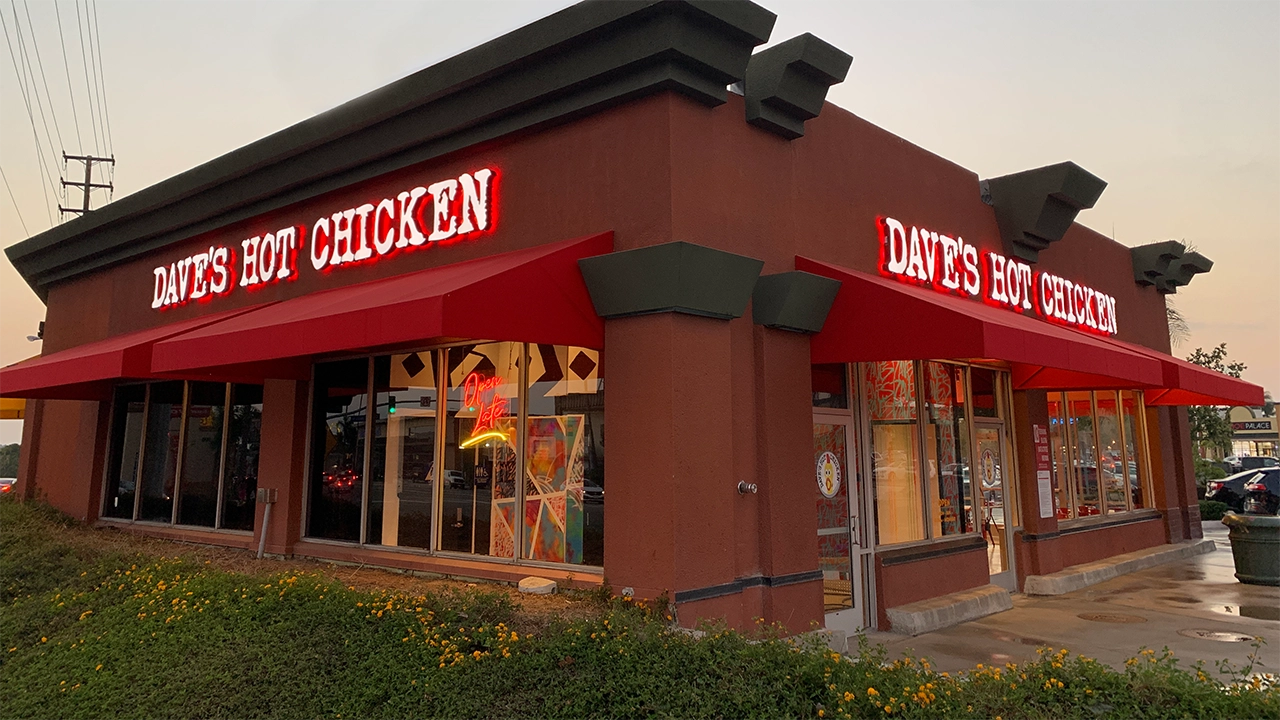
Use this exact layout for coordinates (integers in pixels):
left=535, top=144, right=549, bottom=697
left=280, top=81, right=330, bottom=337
left=2, top=0, right=1277, bottom=445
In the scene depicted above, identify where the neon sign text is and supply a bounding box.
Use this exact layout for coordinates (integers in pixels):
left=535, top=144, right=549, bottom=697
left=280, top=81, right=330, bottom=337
left=879, top=216, right=1118, bottom=336
left=462, top=372, right=510, bottom=436
left=309, top=168, right=494, bottom=271
left=151, top=246, right=235, bottom=309
left=880, top=217, right=981, bottom=297
left=149, top=166, right=497, bottom=310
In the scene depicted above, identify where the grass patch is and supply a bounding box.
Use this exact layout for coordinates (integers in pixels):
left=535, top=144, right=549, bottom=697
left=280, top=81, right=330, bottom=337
left=2, top=496, right=1276, bottom=719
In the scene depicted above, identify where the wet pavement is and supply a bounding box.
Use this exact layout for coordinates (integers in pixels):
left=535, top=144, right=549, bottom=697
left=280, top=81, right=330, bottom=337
left=862, top=525, right=1280, bottom=677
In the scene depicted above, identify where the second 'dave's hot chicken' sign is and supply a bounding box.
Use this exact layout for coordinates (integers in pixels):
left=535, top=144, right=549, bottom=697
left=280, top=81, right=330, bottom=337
left=878, top=216, right=1119, bottom=336
left=149, top=167, right=496, bottom=310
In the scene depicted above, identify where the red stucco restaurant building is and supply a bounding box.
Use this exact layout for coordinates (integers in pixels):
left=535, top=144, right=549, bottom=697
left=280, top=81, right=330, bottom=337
left=2, top=0, right=1262, bottom=634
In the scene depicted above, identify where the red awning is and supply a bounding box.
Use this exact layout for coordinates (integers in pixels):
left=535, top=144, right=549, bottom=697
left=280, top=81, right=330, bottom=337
left=152, top=233, right=612, bottom=374
left=1115, top=341, right=1263, bottom=407
left=0, top=307, right=263, bottom=400
left=796, top=257, right=1165, bottom=388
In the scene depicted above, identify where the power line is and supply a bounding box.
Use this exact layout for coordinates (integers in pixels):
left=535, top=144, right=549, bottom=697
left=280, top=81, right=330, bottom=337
left=74, top=0, right=99, bottom=156
left=10, top=0, right=61, bottom=170
left=53, top=0, right=84, bottom=153
left=20, top=0, right=66, bottom=152
left=0, top=163, right=32, bottom=236
left=82, top=0, right=105, bottom=158
left=90, top=0, right=111, bottom=159
left=2, top=5, right=58, bottom=224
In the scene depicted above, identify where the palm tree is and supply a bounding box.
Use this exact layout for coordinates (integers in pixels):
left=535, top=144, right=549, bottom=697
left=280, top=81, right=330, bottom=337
left=1167, top=299, right=1190, bottom=347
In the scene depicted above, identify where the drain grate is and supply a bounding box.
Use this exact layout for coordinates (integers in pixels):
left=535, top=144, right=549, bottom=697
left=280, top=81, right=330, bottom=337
left=1078, top=612, right=1147, bottom=624
left=1177, top=629, right=1258, bottom=643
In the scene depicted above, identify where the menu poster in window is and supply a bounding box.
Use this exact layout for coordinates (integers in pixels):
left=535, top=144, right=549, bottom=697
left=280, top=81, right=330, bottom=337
left=1033, top=424, right=1054, bottom=519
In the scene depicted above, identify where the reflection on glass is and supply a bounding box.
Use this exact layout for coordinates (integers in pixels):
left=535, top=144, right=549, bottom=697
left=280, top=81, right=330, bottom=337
left=864, top=361, right=925, bottom=545
left=525, top=344, right=604, bottom=566
left=221, top=384, right=262, bottom=531
left=139, top=381, right=184, bottom=522
left=1121, top=391, right=1146, bottom=509
left=104, top=385, right=146, bottom=519
left=815, top=422, right=852, bottom=612
left=308, top=359, right=368, bottom=542
left=177, top=382, right=225, bottom=527
left=812, top=364, right=848, bottom=409
left=1047, top=393, right=1072, bottom=520
left=971, top=367, right=1000, bottom=419
left=1066, top=391, right=1099, bottom=517
left=923, top=362, right=973, bottom=536
left=369, top=352, right=438, bottom=549
left=1095, top=391, right=1126, bottom=513
left=442, top=343, right=519, bottom=557
left=975, top=426, right=1008, bottom=574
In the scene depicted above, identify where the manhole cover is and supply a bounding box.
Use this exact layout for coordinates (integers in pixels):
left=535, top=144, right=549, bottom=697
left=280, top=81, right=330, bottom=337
left=1177, top=629, right=1258, bottom=643
left=1078, top=612, right=1147, bottom=624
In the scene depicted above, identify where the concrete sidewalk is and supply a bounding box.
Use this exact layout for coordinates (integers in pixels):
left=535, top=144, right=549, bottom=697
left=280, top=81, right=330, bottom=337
left=861, top=525, right=1280, bottom=677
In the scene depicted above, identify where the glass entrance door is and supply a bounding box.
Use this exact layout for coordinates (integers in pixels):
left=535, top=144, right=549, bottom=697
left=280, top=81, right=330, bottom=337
left=975, top=422, right=1014, bottom=589
left=814, top=416, right=867, bottom=631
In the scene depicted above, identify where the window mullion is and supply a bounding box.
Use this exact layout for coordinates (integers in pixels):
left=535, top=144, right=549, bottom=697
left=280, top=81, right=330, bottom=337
left=214, top=383, right=232, bottom=529
left=360, top=357, right=373, bottom=545
left=171, top=382, right=191, bottom=525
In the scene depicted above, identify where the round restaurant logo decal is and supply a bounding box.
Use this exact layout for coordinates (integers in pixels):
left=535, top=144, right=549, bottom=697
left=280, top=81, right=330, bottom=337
left=816, top=451, right=841, bottom=498
left=980, top=448, right=998, bottom=488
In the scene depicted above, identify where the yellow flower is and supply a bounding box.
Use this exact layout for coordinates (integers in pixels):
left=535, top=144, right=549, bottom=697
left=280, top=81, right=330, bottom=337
left=867, top=687, right=878, bottom=696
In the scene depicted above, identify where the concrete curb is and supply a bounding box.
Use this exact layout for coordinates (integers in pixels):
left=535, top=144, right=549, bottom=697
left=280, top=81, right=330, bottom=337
left=885, top=584, right=1013, bottom=636
left=1024, top=539, right=1216, bottom=596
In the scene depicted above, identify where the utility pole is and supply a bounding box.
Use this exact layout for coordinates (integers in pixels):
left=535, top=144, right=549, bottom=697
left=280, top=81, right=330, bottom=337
left=59, top=153, right=115, bottom=218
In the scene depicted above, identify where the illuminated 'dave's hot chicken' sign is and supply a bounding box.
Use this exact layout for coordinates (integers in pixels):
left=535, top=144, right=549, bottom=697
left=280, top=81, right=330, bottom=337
left=878, top=216, right=1118, bottom=336
left=149, top=167, right=496, bottom=310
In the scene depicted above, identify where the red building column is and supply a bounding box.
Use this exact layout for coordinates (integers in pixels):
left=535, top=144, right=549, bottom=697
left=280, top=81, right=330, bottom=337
left=256, top=378, right=311, bottom=556
left=1010, top=389, right=1063, bottom=584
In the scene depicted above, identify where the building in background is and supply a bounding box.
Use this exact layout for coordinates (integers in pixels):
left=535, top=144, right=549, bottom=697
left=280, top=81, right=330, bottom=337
left=0, top=0, right=1262, bottom=634
left=1229, top=407, right=1278, bottom=459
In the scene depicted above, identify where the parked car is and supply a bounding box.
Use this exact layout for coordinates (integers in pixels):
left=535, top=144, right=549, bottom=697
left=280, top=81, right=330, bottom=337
left=1242, top=468, right=1280, bottom=515
left=1223, top=455, right=1279, bottom=472
left=1206, top=469, right=1270, bottom=513
left=1240, top=456, right=1279, bottom=471
left=0, top=478, right=15, bottom=494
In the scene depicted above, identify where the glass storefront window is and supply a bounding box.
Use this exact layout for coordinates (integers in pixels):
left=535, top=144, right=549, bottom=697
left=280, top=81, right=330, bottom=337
left=139, top=381, right=184, bottom=523
left=1120, top=391, right=1146, bottom=510
left=864, top=360, right=925, bottom=545
left=525, top=344, right=604, bottom=566
left=367, top=352, right=438, bottom=549
left=299, top=341, right=608, bottom=569
left=1047, top=393, right=1071, bottom=520
left=309, top=359, right=369, bottom=542
left=103, top=384, right=146, bottom=519
left=441, top=343, right=520, bottom=557
left=104, top=380, right=261, bottom=529
left=221, top=384, right=262, bottom=531
left=1065, top=391, right=1099, bottom=517
left=923, top=362, right=973, bottom=536
left=176, top=382, right=226, bottom=527
left=970, top=368, right=1001, bottom=419
left=812, top=364, right=848, bottom=409
left=1049, top=389, right=1152, bottom=521
left=1095, top=392, right=1127, bottom=514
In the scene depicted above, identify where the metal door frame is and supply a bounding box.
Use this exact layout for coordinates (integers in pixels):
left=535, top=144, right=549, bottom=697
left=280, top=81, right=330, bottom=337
left=973, top=419, right=1016, bottom=590
left=814, top=410, right=871, bottom=632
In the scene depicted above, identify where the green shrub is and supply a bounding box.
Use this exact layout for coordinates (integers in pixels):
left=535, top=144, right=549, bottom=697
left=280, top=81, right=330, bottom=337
left=1195, top=457, right=1227, bottom=483
left=1199, top=500, right=1230, bottom=521
left=3, top=497, right=1277, bottom=719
